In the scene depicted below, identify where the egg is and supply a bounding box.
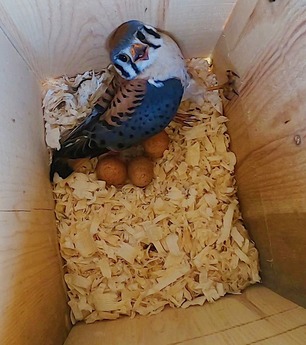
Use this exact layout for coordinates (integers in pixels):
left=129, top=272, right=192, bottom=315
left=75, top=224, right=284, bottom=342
left=128, top=156, right=154, bottom=187
left=142, top=131, right=169, bottom=158
left=96, top=156, right=127, bottom=186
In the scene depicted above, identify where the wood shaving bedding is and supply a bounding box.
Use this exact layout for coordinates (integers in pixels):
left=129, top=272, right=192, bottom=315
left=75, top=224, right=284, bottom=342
left=43, top=58, right=260, bottom=324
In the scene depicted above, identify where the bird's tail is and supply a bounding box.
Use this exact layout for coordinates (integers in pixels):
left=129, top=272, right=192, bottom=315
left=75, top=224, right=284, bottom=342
left=49, top=156, right=74, bottom=182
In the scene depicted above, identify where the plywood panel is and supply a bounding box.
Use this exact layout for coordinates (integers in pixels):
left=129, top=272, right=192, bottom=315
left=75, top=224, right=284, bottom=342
left=213, top=0, right=306, bottom=306
left=0, top=28, right=54, bottom=211
left=0, top=0, right=236, bottom=79
left=180, top=310, right=306, bottom=345
left=0, top=211, right=70, bottom=345
left=64, top=286, right=306, bottom=345
left=254, top=326, right=306, bottom=345
left=165, top=0, right=236, bottom=59
left=0, top=29, right=70, bottom=344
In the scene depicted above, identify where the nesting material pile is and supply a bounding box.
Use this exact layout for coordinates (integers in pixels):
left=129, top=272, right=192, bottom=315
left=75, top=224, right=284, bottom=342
left=43, top=59, right=260, bottom=324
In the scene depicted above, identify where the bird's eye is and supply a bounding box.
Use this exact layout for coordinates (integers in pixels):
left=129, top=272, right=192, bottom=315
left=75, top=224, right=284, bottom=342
left=136, top=31, right=146, bottom=43
left=118, top=54, right=129, bottom=62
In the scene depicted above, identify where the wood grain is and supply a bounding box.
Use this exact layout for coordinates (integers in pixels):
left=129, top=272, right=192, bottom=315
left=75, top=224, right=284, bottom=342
left=0, top=29, right=70, bottom=345
left=1, top=1, right=306, bottom=343
left=213, top=0, right=306, bottom=307
left=0, top=211, right=70, bottom=345
left=254, top=326, right=306, bottom=345
left=0, top=25, right=54, bottom=211
left=180, top=310, right=306, bottom=345
left=64, top=285, right=306, bottom=345
left=0, top=0, right=236, bottom=79
left=164, top=0, right=236, bottom=59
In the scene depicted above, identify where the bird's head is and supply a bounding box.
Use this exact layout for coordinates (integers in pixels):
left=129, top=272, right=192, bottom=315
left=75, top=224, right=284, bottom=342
left=108, top=20, right=163, bottom=80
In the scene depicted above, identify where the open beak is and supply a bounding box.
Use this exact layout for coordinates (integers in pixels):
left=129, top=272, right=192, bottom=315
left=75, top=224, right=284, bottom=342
left=130, top=43, right=149, bottom=62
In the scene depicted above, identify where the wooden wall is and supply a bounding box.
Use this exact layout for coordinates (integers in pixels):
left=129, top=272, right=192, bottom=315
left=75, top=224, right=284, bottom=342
left=1, top=0, right=305, bottom=342
left=0, top=29, right=70, bottom=344
left=0, top=0, right=236, bottom=79
left=65, top=285, right=306, bottom=345
left=0, top=1, right=239, bottom=343
left=213, top=0, right=306, bottom=307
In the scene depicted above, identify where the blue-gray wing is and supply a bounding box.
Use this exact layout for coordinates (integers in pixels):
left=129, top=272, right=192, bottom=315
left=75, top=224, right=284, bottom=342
left=54, top=78, right=183, bottom=158
left=98, top=78, right=184, bottom=151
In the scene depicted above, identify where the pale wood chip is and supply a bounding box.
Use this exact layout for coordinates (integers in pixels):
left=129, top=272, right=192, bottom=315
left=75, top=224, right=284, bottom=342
left=46, top=58, right=260, bottom=323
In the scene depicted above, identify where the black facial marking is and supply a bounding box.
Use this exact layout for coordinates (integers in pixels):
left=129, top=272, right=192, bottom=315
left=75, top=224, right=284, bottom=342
left=136, top=31, right=146, bottom=42
left=127, top=107, right=135, bottom=111
left=143, top=26, right=161, bottom=39
left=114, top=63, right=130, bottom=79
left=146, top=41, right=161, bottom=49
left=130, top=61, right=140, bottom=75
left=136, top=27, right=161, bottom=49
